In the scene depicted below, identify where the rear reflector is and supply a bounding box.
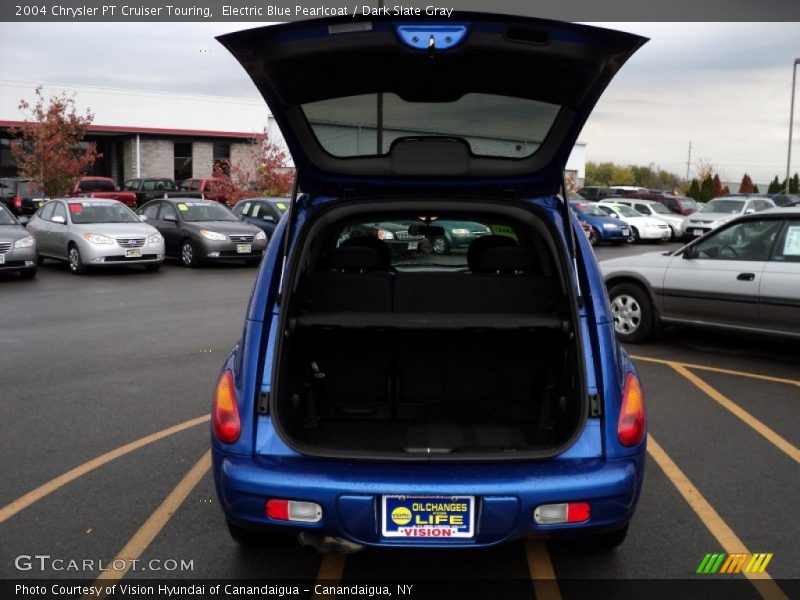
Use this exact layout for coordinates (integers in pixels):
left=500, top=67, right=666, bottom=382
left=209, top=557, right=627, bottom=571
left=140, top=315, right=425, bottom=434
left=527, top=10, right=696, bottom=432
left=618, top=372, right=646, bottom=447
left=266, top=499, right=322, bottom=523
left=13, top=196, right=22, bottom=210
left=534, top=502, right=591, bottom=524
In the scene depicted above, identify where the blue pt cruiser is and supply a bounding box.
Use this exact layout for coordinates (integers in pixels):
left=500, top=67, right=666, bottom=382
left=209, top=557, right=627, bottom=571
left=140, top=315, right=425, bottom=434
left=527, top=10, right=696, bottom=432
left=211, top=14, right=647, bottom=553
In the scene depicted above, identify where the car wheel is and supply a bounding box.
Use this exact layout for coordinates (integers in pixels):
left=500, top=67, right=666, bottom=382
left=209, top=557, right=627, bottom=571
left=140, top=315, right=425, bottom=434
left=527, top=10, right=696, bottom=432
left=588, top=228, right=599, bottom=246
left=144, top=263, right=161, bottom=272
left=181, top=240, right=199, bottom=268
left=432, top=236, right=450, bottom=255
left=573, top=525, right=629, bottom=551
left=627, top=228, right=639, bottom=244
left=19, top=268, right=36, bottom=280
left=226, top=520, right=269, bottom=547
left=244, top=258, right=261, bottom=267
left=36, top=253, right=45, bottom=266
left=68, top=244, right=87, bottom=275
left=608, top=283, right=654, bottom=343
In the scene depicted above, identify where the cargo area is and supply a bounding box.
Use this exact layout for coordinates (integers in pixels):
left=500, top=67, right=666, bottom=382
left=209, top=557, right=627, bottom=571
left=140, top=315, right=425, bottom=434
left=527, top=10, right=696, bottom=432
left=270, top=207, right=586, bottom=459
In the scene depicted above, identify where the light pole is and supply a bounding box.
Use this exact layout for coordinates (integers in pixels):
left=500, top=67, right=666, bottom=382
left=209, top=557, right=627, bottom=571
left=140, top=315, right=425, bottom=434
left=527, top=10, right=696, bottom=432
left=786, top=58, right=800, bottom=193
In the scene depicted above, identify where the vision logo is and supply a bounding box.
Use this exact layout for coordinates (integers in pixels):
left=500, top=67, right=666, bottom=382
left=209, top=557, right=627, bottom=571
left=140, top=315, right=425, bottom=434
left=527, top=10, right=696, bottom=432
left=696, top=552, right=773, bottom=574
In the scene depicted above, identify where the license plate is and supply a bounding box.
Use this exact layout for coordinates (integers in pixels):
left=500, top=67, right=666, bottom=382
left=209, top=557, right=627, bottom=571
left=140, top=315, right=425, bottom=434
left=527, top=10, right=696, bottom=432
left=407, top=242, right=418, bottom=250
left=692, top=229, right=704, bottom=237
left=0, top=254, right=5, bottom=264
left=621, top=229, right=629, bottom=236
left=382, top=495, right=475, bottom=539
left=125, top=248, right=142, bottom=258
left=236, top=244, right=252, bottom=254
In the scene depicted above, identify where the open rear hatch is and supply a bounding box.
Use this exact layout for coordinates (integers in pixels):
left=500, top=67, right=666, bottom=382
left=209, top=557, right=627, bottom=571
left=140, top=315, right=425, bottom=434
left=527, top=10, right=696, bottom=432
left=218, top=14, right=646, bottom=193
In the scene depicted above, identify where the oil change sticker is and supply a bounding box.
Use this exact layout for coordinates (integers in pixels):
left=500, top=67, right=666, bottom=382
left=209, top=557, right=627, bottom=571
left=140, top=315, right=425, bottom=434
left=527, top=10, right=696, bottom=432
left=783, top=225, right=800, bottom=256
left=382, top=495, right=474, bottom=539
left=177, top=203, right=188, bottom=212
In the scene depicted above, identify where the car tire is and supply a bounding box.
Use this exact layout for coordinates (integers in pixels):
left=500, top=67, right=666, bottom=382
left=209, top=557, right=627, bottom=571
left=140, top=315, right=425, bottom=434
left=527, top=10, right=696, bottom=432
left=144, top=263, right=161, bottom=272
left=244, top=258, right=261, bottom=267
left=432, top=236, right=450, bottom=255
left=226, top=520, right=269, bottom=547
left=608, top=283, right=654, bottom=343
left=574, top=525, right=629, bottom=551
left=588, top=228, right=599, bottom=246
left=627, top=228, right=639, bottom=244
left=19, top=268, right=36, bottom=280
left=36, top=254, right=45, bottom=266
left=68, top=244, right=87, bottom=275
left=181, top=240, right=199, bottom=268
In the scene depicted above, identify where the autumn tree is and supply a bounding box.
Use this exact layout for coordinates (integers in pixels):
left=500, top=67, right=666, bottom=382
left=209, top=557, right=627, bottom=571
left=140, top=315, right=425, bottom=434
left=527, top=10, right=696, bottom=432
left=712, top=174, right=723, bottom=197
left=739, top=173, right=755, bottom=194
left=9, top=87, right=99, bottom=198
left=209, top=128, right=294, bottom=204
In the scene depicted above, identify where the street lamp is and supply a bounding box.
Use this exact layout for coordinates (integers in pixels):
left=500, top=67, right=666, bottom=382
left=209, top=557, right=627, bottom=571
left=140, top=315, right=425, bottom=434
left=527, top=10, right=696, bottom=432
left=786, top=58, right=800, bottom=194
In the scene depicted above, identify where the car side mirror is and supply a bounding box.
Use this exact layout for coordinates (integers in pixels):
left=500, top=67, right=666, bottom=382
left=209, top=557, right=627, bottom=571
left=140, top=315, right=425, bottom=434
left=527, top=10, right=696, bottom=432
left=683, top=246, right=696, bottom=260
left=262, top=215, right=276, bottom=223
left=744, top=208, right=755, bottom=214
left=52, top=215, right=66, bottom=224
left=18, top=216, right=29, bottom=226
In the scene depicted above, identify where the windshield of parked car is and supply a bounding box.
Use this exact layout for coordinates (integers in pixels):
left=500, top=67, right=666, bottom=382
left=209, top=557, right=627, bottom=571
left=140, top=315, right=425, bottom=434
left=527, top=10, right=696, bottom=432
left=578, top=204, right=608, bottom=217
left=0, top=205, right=17, bottom=225
left=77, top=179, right=115, bottom=193
left=142, top=179, right=177, bottom=191
left=609, top=205, right=641, bottom=218
left=302, top=93, right=560, bottom=159
left=679, top=197, right=698, bottom=210
left=178, top=202, right=238, bottom=222
left=650, top=203, right=670, bottom=214
left=68, top=202, right=139, bottom=224
left=701, top=199, right=745, bottom=214
left=336, top=217, right=499, bottom=267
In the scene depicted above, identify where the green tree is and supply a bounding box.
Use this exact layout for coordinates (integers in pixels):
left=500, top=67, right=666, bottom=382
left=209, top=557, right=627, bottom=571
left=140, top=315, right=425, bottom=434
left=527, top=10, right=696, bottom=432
left=687, top=178, right=701, bottom=200
left=752, top=184, right=759, bottom=193
left=791, top=173, right=800, bottom=194
left=767, top=176, right=781, bottom=193
left=700, top=176, right=715, bottom=202
left=610, top=165, right=635, bottom=185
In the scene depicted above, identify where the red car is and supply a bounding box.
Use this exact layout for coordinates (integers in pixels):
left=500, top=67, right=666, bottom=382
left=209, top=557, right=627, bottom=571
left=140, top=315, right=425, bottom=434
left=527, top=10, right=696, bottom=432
left=66, top=177, right=137, bottom=208
left=180, top=178, right=229, bottom=205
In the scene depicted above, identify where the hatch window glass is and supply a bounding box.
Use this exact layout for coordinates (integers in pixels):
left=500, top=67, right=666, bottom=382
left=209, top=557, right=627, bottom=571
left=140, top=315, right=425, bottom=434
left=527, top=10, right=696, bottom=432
left=302, top=93, right=560, bottom=159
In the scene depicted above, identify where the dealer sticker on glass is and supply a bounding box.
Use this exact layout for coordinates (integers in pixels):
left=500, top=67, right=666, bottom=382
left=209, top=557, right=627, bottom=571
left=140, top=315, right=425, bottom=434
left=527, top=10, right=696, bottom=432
left=382, top=495, right=474, bottom=539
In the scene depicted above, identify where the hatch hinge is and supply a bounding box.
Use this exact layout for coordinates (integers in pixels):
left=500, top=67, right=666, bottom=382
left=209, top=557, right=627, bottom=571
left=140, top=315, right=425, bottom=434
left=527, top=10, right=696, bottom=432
left=588, top=393, right=602, bottom=417
left=258, top=391, right=270, bottom=415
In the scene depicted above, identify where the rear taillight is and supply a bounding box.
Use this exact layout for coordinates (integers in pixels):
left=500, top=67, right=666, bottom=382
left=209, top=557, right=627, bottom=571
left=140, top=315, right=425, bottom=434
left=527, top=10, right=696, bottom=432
left=212, top=370, right=241, bottom=444
left=13, top=196, right=22, bottom=210
left=618, top=372, right=646, bottom=447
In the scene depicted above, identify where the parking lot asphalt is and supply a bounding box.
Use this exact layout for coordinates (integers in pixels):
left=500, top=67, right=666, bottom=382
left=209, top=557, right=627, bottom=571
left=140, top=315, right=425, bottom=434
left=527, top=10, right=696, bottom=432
left=1, top=245, right=798, bottom=599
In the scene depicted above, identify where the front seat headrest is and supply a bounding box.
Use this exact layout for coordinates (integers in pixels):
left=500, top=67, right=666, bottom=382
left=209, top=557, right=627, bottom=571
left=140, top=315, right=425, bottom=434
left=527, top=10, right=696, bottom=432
left=326, top=246, right=382, bottom=272
left=467, top=235, right=517, bottom=272
left=473, top=246, right=537, bottom=274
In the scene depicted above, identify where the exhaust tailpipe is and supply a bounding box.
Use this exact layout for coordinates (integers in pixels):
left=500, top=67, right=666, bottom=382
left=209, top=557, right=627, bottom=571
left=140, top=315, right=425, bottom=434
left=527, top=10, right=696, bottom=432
left=297, top=532, right=364, bottom=555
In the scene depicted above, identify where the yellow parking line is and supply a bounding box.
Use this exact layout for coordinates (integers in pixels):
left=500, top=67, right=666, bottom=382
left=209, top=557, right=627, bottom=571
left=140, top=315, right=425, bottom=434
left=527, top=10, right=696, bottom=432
left=88, top=450, right=212, bottom=599
left=313, top=554, right=346, bottom=599
left=631, top=355, right=800, bottom=388
left=0, top=415, right=210, bottom=525
left=647, top=435, right=788, bottom=600
left=524, top=537, right=561, bottom=600
left=669, top=364, right=800, bottom=464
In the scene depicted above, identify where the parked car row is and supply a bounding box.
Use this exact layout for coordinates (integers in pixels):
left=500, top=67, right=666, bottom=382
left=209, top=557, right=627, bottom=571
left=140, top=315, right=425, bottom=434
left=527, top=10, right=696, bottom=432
left=0, top=196, right=284, bottom=278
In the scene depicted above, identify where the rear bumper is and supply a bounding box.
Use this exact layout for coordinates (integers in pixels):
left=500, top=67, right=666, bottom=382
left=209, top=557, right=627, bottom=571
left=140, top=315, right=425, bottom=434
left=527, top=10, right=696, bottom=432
left=214, top=451, right=645, bottom=548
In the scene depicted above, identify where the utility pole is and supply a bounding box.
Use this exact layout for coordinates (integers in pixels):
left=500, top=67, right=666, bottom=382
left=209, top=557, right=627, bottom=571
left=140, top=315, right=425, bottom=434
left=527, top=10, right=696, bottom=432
left=785, top=59, right=799, bottom=193
left=685, top=141, right=692, bottom=181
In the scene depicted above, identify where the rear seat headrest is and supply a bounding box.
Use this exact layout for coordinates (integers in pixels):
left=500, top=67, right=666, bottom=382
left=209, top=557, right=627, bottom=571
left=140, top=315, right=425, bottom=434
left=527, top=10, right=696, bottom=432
left=467, top=235, right=517, bottom=272
left=326, top=246, right=382, bottom=272
left=340, top=236, right=391, bottom=270
left=473, top=246, right=537, bottom=275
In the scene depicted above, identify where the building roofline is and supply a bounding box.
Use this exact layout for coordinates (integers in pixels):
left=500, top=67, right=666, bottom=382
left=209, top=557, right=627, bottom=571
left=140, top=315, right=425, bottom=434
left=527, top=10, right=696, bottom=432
left=0, top=120, right=258, bottom=139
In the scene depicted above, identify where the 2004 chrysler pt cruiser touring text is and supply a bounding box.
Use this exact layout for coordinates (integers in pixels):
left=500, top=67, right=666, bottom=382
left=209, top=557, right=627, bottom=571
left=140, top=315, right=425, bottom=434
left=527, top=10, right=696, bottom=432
left=211, top=14, right=648, bottom=552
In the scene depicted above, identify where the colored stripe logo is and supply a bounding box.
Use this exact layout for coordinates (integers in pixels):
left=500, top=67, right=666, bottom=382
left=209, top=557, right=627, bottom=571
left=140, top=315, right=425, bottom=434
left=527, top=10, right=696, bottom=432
left=696, top=552, right=773, bottom=574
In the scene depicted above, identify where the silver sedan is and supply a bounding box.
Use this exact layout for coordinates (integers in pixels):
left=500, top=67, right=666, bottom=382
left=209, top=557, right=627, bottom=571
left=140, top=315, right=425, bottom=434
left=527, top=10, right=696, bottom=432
left=600, top=208, right=800, bottom=342
left=0, top=204, right=37, bottom=279
left=27, top=198, right=165, bottom=274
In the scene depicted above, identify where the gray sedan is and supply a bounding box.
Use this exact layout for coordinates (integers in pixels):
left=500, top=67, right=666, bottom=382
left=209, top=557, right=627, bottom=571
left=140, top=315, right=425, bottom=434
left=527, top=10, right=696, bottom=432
left=27, top=198, right=165, bottom=274
left=601, top=208, right=800, bottom=342
left=0, top=204, right=37, bottom=279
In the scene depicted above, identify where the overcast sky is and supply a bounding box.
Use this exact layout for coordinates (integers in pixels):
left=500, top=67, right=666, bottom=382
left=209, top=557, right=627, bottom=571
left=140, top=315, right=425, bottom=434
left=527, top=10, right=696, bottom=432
left=1, top=21, right=798, bottom=184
